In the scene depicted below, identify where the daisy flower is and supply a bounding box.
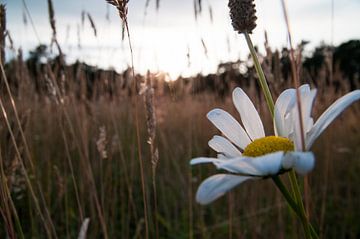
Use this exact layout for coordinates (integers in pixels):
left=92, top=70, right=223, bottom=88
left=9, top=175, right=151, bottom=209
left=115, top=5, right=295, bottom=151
left=191, top=85, right=360, bottom=205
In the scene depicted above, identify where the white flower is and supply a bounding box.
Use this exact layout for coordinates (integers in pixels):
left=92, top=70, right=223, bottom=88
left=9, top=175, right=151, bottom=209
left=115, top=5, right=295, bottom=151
left=274, top=84, right=360, bottom=150
left=191, top=85, right=360, bottom=205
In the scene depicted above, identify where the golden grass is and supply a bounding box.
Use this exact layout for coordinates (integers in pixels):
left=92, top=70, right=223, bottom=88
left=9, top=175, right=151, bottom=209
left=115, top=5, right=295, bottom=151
left=2, top=75, right=359, bottom=238
left=0, top=1, right=359, bottom=238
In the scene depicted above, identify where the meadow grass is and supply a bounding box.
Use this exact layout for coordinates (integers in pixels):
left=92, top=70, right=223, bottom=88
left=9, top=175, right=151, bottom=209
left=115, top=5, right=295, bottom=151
left=0, top=1, right=359, bottom=238
left=1, top=80, right=359, bottom=238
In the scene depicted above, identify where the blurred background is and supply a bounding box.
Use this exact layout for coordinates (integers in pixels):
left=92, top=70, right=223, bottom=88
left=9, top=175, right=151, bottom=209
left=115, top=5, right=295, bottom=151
left=0, top=0, right=359, bottom=238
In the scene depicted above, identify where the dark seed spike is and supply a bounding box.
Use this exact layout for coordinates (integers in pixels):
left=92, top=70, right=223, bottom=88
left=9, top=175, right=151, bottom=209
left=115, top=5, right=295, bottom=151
left=228, top=0, right=257, bottom=34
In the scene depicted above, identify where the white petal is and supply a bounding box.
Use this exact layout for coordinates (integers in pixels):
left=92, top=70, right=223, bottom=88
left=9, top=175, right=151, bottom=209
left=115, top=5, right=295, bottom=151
left=290, top=86, right=317, bottom=150
left=298, top=84, right=310, bottom=93
left=196, top=174, right=254, bottom=205
left=190, top=157, right=223, bottom=165
left=232, top=88, right=265, bottom=140
left=299, top=86, right=317, bottom=133
left=216, top=157, right=261, bottom=175
left=282, top=151, right=315, bottom=175
left=306, top=90, right=360, bottom=149
left=288, top=105, right=303, bottom=151
left=78, top=218, right=90, bottom=239
left=217, top=154, right=228, bottom=159
left=274, top=89, right=296, bottom=137
left=208, top=135, right=242, bottom=158
left=283, top=112, right=294, bottom=138
left=282, top=85, right=317, bottom=150
left=217, top=152, right=284, bottom=176
left=207, top=109, right=251, bottom=150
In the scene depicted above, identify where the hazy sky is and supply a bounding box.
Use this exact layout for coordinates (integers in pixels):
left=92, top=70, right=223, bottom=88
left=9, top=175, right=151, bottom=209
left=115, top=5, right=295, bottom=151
left=2, top=0, right=360, bottom=78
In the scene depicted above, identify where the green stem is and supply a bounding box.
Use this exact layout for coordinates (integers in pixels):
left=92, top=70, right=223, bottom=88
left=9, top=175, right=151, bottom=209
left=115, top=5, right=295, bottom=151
left=244, top=31, right=318, bottom=239
left=289, top=171, right=318, bottom=238
left=244, top=32, right=275, bottom=117
left=272, top=176, right=298, bottom=212
left=289, top=171, right=303, bottom=206
left=288, top=171, right=299, bottom=204
left=272, top=176, right=319, bottom=239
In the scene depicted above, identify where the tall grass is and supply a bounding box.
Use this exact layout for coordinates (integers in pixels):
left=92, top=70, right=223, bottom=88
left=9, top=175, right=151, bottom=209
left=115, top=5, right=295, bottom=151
left=0, top=1, right=359, bottom=239
left=1, top=66, right=359, bottom=238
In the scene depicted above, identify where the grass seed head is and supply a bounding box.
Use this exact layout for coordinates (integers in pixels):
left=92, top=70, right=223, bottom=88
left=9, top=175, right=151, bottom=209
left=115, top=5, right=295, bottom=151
left=106, top=0, right=129, bottom=21
left=228, top=0, right=257, bottom=34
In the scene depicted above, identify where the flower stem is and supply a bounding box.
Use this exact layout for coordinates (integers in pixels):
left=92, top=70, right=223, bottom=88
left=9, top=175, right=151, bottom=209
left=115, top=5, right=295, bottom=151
left=288, top=171, right=311, bottom=238
left=244, top=32, right=275, bottom=117
left=244, top=31, right=318, bottom=239
left=272, top=176, right=319, bottom=239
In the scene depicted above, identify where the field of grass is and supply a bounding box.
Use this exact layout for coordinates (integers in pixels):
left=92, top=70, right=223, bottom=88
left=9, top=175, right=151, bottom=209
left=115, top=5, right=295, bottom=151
left=1, top=0, right=360, bottom=238
left=1, top=69, right=359, bottom=238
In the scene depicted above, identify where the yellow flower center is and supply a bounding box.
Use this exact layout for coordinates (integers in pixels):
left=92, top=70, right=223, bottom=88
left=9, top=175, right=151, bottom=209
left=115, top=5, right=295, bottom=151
left=243, top=136, right=294, bottom=157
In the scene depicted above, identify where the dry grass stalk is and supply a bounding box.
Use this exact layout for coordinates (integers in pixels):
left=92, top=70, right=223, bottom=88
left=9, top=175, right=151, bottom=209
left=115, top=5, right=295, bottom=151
left=208, top=5, right=213, bottom=24
left=201, top=38, right=208, bottom=59
left=58, top=117, right=85, bottom=222
left=106, top=0, right=129, bottom=21
left=47, top=0, right=56, bottom=41
left=44, top=53, right=110, bottom=239
left=54, top=84, right=109, bottom=239
left=145, top=0, right=160, bottom=12
left=21, top=0, right=41, bottom=43
left=5, top=30, right=14, bottom=51
left=77, top=24, right=81, bottom=49
left=193, top=0, right=199, bottom=20
left=142, top=71, right=159, bottom=238
left=198, top=0, right=202, bottom=12
left=96, top=126, right=108, bottom=160
left=279, top=0, right=306, bottom=149
left=0, top=150, right=18, bottom=238
left=0, top=4, right=6, bottom=69
left=87, top=12, right=97, bottom=37
left=106, top=4, right=110, bottom=21
left=22, top=8, right=27, bottom=26
left=106, top=1, right=149, bottom=238
left=106, top=0, right=129, bottom=40
left=0, top=84, right=54, bottom=238
left=53, top=166, right=65, bottom=200
left=187, top=45, right=191, bottom=68
left=7, top=156, right=25, bottom=194
left=3, top=57, right=62, bottom=237
left=263, top=31, right=275, bottom=87
left=81, top=10, right=86, bottom=28
left=156, top=0, right=160, bottom=10
left=145, top=0, right=151, bottom=8
left=142, top=72, right=159, bottom=174
left=44, top=65, right=61, bottom=104
left=46, top=64, right=109, bottom=233
left=47, top=0, right=64, bottom=65
left=144, top=0, right=151, bottom=15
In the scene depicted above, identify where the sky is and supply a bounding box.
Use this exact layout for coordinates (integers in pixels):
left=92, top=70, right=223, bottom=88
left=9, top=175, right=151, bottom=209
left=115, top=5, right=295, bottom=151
left=2, top=0, right=360, bottom=78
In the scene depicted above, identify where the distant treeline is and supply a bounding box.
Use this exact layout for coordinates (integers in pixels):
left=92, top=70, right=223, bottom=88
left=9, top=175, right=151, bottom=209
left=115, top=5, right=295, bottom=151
left=3, top=40, right=360, bottom=100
